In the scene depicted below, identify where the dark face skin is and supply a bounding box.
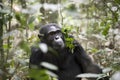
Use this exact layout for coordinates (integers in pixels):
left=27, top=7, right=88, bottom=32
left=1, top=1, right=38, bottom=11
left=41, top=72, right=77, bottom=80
left=39, top=24, right=65, bottom=50
left=46, top=30, right=65, bottom=50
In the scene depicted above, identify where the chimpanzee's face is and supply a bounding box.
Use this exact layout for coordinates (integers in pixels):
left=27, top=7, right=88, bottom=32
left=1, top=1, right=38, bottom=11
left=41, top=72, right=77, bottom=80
left=46, top=29, right=65, bottom=50
left=39, top=24, right=65, bottom=50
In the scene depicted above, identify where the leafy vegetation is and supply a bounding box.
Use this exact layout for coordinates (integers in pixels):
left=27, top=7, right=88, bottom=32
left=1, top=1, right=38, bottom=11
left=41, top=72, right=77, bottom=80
left=0, top=0, right=120, bottom=80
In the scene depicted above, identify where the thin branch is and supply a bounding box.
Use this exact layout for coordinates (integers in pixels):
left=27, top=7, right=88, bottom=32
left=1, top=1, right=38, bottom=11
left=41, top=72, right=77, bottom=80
left=58, top=0, right=63, bottom=25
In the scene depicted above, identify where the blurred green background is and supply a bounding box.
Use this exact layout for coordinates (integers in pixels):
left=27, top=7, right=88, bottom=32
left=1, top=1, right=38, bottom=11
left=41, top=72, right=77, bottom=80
left=0, top=0, right=120, bottom=80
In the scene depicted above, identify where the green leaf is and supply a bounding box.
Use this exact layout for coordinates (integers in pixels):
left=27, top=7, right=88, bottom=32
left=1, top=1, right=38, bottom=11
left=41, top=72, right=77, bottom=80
left=76, top=73, right=101, bottom=78
left=15, top=13, right=21, bottom=22
left=100, top=22, right=105, bottom=26
left=19, top=40, right=30, bottom=53
left=115, top=0, right=120, bottom=4
left=29, top=23, right=34, bottom=30
left=40, top=62, right=58, bottom=71
left=0, top=9, right=10, bottom=14
left=3, top=44, right=8, bottom=49
left=90, top=48, right=98, bottom=53
left=29, top=69, right=49, bottom=80
left=27, top=16, right=36, bottom=25
left=61, top=25, right=75, bottom=52
left=114, top=13, right=118, bottom=22
left=102, top=24, right=110, bottom=36
left=65, top=37, right=75, bottom=52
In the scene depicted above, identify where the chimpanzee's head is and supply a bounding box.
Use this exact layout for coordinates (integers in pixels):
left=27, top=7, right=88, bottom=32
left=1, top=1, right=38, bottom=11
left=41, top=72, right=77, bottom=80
left=38, top=23, right=65, bottom=50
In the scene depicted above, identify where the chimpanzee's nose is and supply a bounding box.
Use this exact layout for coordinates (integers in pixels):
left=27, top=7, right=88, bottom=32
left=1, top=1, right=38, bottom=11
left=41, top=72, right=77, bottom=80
left=55, top=36, right=59, bottom=40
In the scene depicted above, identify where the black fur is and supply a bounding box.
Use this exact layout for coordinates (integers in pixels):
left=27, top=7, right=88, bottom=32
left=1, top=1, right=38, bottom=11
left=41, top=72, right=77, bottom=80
left=29, top=23, right=106, bottom=80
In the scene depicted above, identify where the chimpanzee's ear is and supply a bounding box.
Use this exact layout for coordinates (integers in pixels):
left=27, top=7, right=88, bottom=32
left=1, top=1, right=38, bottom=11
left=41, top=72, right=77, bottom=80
left=38, top=34, right=44, bottom=39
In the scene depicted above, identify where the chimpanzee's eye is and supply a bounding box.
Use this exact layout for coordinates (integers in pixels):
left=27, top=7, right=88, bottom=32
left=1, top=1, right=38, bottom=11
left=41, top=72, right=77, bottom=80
left=47, top=30, right=62, bottom=41
left=56, top=30, right=62, bottom=36
left=47, top=32, right=55, bottom=40
left=49, top=32, right=55, bottom=36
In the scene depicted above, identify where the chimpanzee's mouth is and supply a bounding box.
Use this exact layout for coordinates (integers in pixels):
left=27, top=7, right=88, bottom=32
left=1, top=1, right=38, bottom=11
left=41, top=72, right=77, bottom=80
left=53, top=42, right=65, bottom=50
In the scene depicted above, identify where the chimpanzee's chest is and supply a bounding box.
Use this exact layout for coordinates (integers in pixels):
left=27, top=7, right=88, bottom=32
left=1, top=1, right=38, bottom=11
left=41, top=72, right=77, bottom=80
left=43, top=53, right=82, bottom=80
left=57, top=55, right=82, bottom=80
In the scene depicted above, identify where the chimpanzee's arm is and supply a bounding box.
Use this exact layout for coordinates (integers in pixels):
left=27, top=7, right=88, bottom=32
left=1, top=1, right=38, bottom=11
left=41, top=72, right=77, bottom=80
left=29, top=47, right=43, bottom=68
left=73, top=41, right=102, bottom=74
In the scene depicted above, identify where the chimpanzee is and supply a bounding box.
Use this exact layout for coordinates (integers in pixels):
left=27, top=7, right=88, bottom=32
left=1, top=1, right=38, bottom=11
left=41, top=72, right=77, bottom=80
left=29, top=23, right=105, bottom=80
